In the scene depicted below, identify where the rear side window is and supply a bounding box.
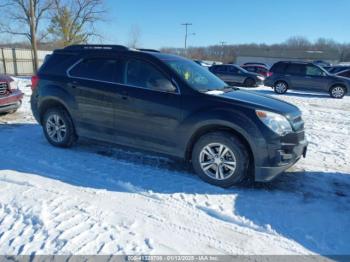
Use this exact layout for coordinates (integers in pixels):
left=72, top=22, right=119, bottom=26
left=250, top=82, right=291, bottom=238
left=244, top=66, right=256, bottom=72
left=69, top=58, right=122, bottom=83
left=285, top=64, right=305, bottom=75
left=214, top=66, right=227, bottom=73
left=39, top=53, right=76, bottom=76
left=270, top=62, right=288, bottom=73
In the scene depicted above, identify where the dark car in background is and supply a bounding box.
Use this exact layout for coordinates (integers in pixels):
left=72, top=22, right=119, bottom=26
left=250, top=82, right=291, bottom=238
left=335, top=69, right=350, bottom=79
left=31, top=45, right=307, bottom=188
left=327, top=66, right=350, bottom=74
left=243, top=62, right=270, bottom=68
left=241, top=64, right=269, bottom=77
left=265, top=61, right=349, bottom=98
left=0, top=74, right=23, bottom=114
left=209, top=64, right=265, bottom=87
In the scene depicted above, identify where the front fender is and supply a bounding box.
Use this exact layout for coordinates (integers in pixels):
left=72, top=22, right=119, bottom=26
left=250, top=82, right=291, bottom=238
left=178, top=107, right=268, bottom=166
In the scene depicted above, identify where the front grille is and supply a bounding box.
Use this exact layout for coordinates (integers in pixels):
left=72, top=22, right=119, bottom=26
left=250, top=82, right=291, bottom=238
left=0, top=82, right=8, bottom=96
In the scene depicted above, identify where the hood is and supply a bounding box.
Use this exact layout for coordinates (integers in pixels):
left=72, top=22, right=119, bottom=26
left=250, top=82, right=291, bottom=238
left=0, top=74, right=13, bottom=83
left=210, top=89, right=300, bottom=116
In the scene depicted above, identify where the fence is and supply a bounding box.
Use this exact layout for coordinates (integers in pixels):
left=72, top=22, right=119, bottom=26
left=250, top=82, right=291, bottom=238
left=0, top=48, right=52, bottom=76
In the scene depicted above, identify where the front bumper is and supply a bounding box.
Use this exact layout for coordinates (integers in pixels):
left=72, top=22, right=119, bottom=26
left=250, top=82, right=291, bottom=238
left=255, top=138, right=308, bottom=182
left=0, top=90, right=23, bottom=113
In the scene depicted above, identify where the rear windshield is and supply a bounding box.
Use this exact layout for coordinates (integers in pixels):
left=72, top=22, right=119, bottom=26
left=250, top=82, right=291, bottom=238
left=161, top=58, right=227, bottom=91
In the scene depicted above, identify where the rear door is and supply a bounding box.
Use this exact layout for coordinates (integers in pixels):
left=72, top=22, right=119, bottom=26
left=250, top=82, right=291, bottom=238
left=113, top=57, right=183, bottom=154
left=284, top=63, right=306, bottom=89
left=67, top=55, right=125, bottom=141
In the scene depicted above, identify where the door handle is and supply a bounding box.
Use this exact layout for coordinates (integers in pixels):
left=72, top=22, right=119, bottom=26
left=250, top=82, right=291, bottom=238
left=68, top=81, right=78, bottom=89
left=121, top=91, right=128, bottom=100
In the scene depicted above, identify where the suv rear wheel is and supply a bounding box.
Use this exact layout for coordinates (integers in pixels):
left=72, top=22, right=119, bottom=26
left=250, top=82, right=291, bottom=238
left=330, top=85, right=346, bottom=99
left=274, top=81, right=288, bottom=94
left=192, top=132, right=249, bottom=188
left=42, top=107, right=77, bottom=147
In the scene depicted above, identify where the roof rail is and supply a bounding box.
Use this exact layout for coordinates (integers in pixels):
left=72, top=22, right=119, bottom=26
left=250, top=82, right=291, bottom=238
left=64, top=44, right=129, bottom=51
left=137, top=48, right=160, bottom=53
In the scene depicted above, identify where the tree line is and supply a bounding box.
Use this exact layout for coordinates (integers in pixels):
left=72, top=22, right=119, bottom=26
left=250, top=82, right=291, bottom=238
left=0, top=0, right=105, bottom=72
left=161, top=37, right=350, bottom=64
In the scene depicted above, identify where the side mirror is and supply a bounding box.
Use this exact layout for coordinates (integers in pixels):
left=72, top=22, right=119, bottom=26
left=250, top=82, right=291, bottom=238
left=148, top=78, right=177, bottom=93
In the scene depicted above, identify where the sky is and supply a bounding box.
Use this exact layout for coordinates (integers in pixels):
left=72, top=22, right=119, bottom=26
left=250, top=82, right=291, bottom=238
left=98, top=0, right=350, bottom=49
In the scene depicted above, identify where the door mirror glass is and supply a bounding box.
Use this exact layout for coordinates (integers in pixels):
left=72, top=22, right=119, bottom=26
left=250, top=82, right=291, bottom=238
left=147, top=78, right=177, bottom=93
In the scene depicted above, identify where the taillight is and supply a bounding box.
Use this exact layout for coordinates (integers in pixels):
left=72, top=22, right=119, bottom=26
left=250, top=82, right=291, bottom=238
left=31, top=75, right=39, bottom=90
left=267, top=71, right=273, bottom=77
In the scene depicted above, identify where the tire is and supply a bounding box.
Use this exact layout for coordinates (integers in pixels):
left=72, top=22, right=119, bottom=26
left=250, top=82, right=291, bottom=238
left=274, top=81, right=288, bottom=94
left=42, top=107, right=77, bottom=148
left=329, top=85, right=346, bottom=99
left=244, top=78, right=256, bottom=87
left=191, top=132, right=250, bottom=188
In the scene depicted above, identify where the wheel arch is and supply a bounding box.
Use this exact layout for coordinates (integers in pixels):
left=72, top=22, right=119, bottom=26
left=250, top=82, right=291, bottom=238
left=185, top=124, right=255, bottom=169
left=38, top=98, right=73, bottom=125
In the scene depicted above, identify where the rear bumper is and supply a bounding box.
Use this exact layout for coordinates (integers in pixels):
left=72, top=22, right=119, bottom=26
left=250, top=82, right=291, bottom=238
left=0, top=90, right=23, bottom=113
left=255, top=139, right=308, bottom=182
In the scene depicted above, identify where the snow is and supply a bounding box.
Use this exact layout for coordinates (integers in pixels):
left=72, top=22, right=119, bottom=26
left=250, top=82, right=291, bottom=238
left=0, top=78, right=349, bottom=255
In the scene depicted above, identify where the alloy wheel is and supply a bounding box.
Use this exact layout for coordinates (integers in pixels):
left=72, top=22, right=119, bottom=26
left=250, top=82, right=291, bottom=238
left=45, top=114, right=67, bottom=143
left=199, top=143, right=237, bottom=180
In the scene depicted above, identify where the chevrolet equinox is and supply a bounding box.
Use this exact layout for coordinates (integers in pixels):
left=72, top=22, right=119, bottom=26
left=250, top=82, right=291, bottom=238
left=31, top=45, right=308, bottom=188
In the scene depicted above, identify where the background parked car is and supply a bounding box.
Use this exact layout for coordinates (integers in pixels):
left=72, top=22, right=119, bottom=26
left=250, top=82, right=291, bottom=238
left=265, top=61, right=349, bottom=98
left=335, top=69, right=350, bottom=79
left=326, top=66, right=350, bottom=74
left=242, top=62, right=270, bottom=68
left=241, top=64, right=269, bottom=77
left=209, top=64, right=265, bottom=87
left=0, top=74, right=23, bottom=114
left=193, top=60, right=211, bottom=68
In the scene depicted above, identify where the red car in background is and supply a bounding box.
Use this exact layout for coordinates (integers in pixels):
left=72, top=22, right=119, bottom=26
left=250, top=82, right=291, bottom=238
left=241, top=64, right=269, bottom=77
left=0, top=74, right=23, bottom=114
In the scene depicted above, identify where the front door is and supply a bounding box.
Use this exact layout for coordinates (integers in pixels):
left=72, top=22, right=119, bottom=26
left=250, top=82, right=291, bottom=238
left=114, top=58, right=183, bottom=154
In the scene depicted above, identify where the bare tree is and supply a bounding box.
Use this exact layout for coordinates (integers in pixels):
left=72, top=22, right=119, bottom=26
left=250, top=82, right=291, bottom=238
left=0, top=0, right=52, bottom=72
left=127, top=25, right=141, bottom=48
left=48, top=0, right=105, bottom=47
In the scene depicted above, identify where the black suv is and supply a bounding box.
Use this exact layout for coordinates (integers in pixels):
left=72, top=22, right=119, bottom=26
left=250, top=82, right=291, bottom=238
left=265, top=61, right=349, bottom=98
left=209, top=64, right=265, bottom=87
left=31, top=45, right=308, bottom=188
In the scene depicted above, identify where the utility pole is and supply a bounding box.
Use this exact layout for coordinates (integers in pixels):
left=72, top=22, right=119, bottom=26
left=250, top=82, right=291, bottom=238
left=220, top=41, right=226, bottom=62
left=181, top=23, right=192, bottom=49
left=29, top=0, right=38, bottom=72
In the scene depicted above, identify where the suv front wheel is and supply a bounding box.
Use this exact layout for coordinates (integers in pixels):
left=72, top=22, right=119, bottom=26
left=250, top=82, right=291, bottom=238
left=330, top=85, right=346, bottom=99
left=192, top=132, right=249, bottom=188
left=42, top=107, right=77, bottom=147
left=274, top=81, right=288, bottom=94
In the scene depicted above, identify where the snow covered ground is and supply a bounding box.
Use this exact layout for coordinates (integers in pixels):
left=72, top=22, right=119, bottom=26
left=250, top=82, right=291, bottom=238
left=0, top=78, right=349, bottom=255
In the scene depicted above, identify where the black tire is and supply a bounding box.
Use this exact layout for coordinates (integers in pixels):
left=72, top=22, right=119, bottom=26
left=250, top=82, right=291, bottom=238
left=244, top=78, right=256, bottom=87
left=42, top=107, right=77, bottom=148
left=329, top=85, right=346, bottom=99
left=274, top=81, right=288, bottom=94
left=191, top=132, right=250, bottom=188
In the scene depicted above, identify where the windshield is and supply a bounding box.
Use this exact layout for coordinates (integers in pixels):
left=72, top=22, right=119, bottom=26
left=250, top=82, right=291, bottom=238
left=162, top=58, right=227, bottom=91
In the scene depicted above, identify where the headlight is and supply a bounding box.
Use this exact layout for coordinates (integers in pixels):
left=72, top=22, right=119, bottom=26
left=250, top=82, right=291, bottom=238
left=257, top=75, right=265, bottom=81
left=9, top=80, right=18, bottom=91
left=256, top=110, right=292, bottom=136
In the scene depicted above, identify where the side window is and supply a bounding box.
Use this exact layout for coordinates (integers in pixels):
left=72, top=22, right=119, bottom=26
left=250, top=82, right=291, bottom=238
left=271, top=62, right=288, bottom=73
left=306, top=66, right=324, bottom=76
left=286, top=64, right=305, bottom=75
left=69, top=58, right=122, bottom=83
left=228, top=66, right=239, bottom=73
left=125, top=59, right=176, bottom=92
left=216, top=66, right=227, bottom=73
